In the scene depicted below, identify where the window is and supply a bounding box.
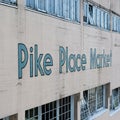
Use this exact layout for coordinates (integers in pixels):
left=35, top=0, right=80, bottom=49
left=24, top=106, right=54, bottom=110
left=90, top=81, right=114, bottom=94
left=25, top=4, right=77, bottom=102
left=59, top=0, right=80, bottom=21
left=93, top=6, right=97, bottom=25
left=25, top=96, right=74, bottom=120
left=37, top=0, right=46, bottom=12
left=96, top=86, right=104, bottom=110
left=25, top=107, right=39, bottom=120
left=96, top=8, right=101, bottom=27
left=116, top=17, right=119, bottom=32
left=0, top=0, right=16, bottom=5
left=59, top=96, right=71, bottom=120
left=112, top=14, right=120, bottom=33
left=110, top=88, right=120, bottom=111
left=88, top=4, right=94, bottom=25
left=63, top=0, right=69, bottom=19
left=83, top=1, right=110, bottom=31
left=0, top=118, right=9, bottom=120
left=100, top=10, right=105, bottom=28
left=119, top=18, right=120, bottom=32
left=26, top=0, right=35, bottom=9
left=26, top=0, right=80, bottom=22
left=74, top=0, right=80, bottom=22
left=49, top=0, right=55, bottom=14
left=88, top=88, right=96, bottom=114
left=80, top=99, right=90, bottom=120
left=58, top=0, right=63, bottom=17
left=104, top=12, right=108, bottom=29
left=83, top=2, right=95, bottom=25
left=112, top=16, right=117, bottom=31
left=0, top=114, right=17, bottom=120
left=69, top=0, right=74, bottom=20
left=41, top=101, right=57, bottom=120
left=83, top=2, right=87, bottom=22
left=81, top=85, right=105, bottom=120
left=104, top=12, right=110, bottom=30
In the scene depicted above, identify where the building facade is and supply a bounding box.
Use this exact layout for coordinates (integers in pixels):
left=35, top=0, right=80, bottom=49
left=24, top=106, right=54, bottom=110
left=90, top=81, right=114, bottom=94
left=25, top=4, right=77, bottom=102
left=0, top=0, right=120, bottom=120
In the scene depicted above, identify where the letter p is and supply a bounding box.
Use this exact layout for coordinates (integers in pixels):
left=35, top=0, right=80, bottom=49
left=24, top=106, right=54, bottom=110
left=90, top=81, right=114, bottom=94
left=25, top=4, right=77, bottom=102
left=18, top=43, right=28, bottom=79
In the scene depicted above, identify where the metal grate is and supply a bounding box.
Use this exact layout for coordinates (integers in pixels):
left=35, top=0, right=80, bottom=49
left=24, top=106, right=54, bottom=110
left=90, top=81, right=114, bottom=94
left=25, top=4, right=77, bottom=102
left=59, top=96, right=71, bottom=120
left=81, top=85, right=105, bottom=119
left=41, top=101, right=57, bottom=120
left=25, top=96, right=73, bottom=120
left=25, top=107, right=38, bottom=120
left=80, top=99, right=90, bottom=120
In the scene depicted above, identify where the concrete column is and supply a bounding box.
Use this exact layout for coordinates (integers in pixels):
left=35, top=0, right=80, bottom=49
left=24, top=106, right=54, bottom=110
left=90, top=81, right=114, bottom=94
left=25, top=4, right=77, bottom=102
left=80, top=0, right=84, bottom=50
left=74, top=93, right=80, bottom=120
left=77, top=100, right=80, bottom=120
left=17, top=0, right=26, bottom=43
left=17, top=0, right=26, bottom=119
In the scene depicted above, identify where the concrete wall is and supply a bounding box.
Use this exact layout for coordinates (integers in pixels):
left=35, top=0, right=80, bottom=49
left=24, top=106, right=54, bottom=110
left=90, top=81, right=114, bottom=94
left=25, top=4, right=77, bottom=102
left=0, top=5, right=18, bottom=118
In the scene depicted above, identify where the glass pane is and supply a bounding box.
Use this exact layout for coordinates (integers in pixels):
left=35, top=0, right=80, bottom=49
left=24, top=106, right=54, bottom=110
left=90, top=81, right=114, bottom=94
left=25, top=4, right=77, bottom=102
left=63, top=0, right=69, bottom=19
left=97, top=86, right=104, bottom=109
left=41, top=101, right=57, bottom=120
left=26, top=0, right=35, bottom=8
left=105, top=12, right=108, bottom=29
left=30, top=109, right=33, bottom=118
left=74, top=0, right=80, bottom=22
left=108, top=14, right=110, bottom=30
left=117, top=17, right=119, bottom=32
left=88, top=88, right=96, bottom=115
left=49, top=0, right=55, bottom=14
left=83, top=2, right=87, bottom=22
left=34, top=107, right=38, bottom=116
left=112, top=88, right=119, bottom=109
left=93, top=6, right=97, bottom=25
left=25, top=110, right=29, bottom=119
left=38, top=0, right=46, bottom=11
left=34, top=116, right=38, bottom=120
left=114, top=16, right=117, bottom=31
left=118, top=19, right=120, bottom=32
left=97, top=8, right=100, bottom=27
left=101, top=10, right=104, bottom=28
left=0, top=0, right=16, bottom=4
left=59, top=0, right=63, bottom=17
left=59, top=96, right=71, bottom=120
left=69, top=0, right=74, bottom=20
left=88, top=4, right=94, bottom=25
left=80, top=99, right=90, bottom=120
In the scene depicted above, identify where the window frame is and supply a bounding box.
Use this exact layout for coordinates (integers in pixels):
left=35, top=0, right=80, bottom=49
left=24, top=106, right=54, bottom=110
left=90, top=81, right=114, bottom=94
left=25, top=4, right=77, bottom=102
left=110, top=87, right=120, bottom=111
left=25, top=96, right=74, bottom=120
left=26, top=0, right=80, bottom=23
left=83, top=1, right=111, bottom=31
left=82, top=85, right=105, bottom=117
left=96, top=7, right=101, bottom=27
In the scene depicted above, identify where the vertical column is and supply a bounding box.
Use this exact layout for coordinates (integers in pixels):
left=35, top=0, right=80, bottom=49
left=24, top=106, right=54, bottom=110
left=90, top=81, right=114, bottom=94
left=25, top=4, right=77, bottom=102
left=71, top=96, right=74, bottom=120
left=106, top=83, right=110, bottom=110
left=80, top=0, right=84, bottom=50
left=110, top=0, right=113, bottom=50
left=57, top=100, right=59, bottom=120
left=77, top=100, right=80, bottom=120
left=77, top=93, right=80, bottom=120
left=38, top=106, right=42, bottom=120
left=73, top=93, right=80, bottom=120
left=17, top=82, right=25, bottom=120
left=17, top=0, right=26, bottom=119
left=17, top=0, right=26, bottom=43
